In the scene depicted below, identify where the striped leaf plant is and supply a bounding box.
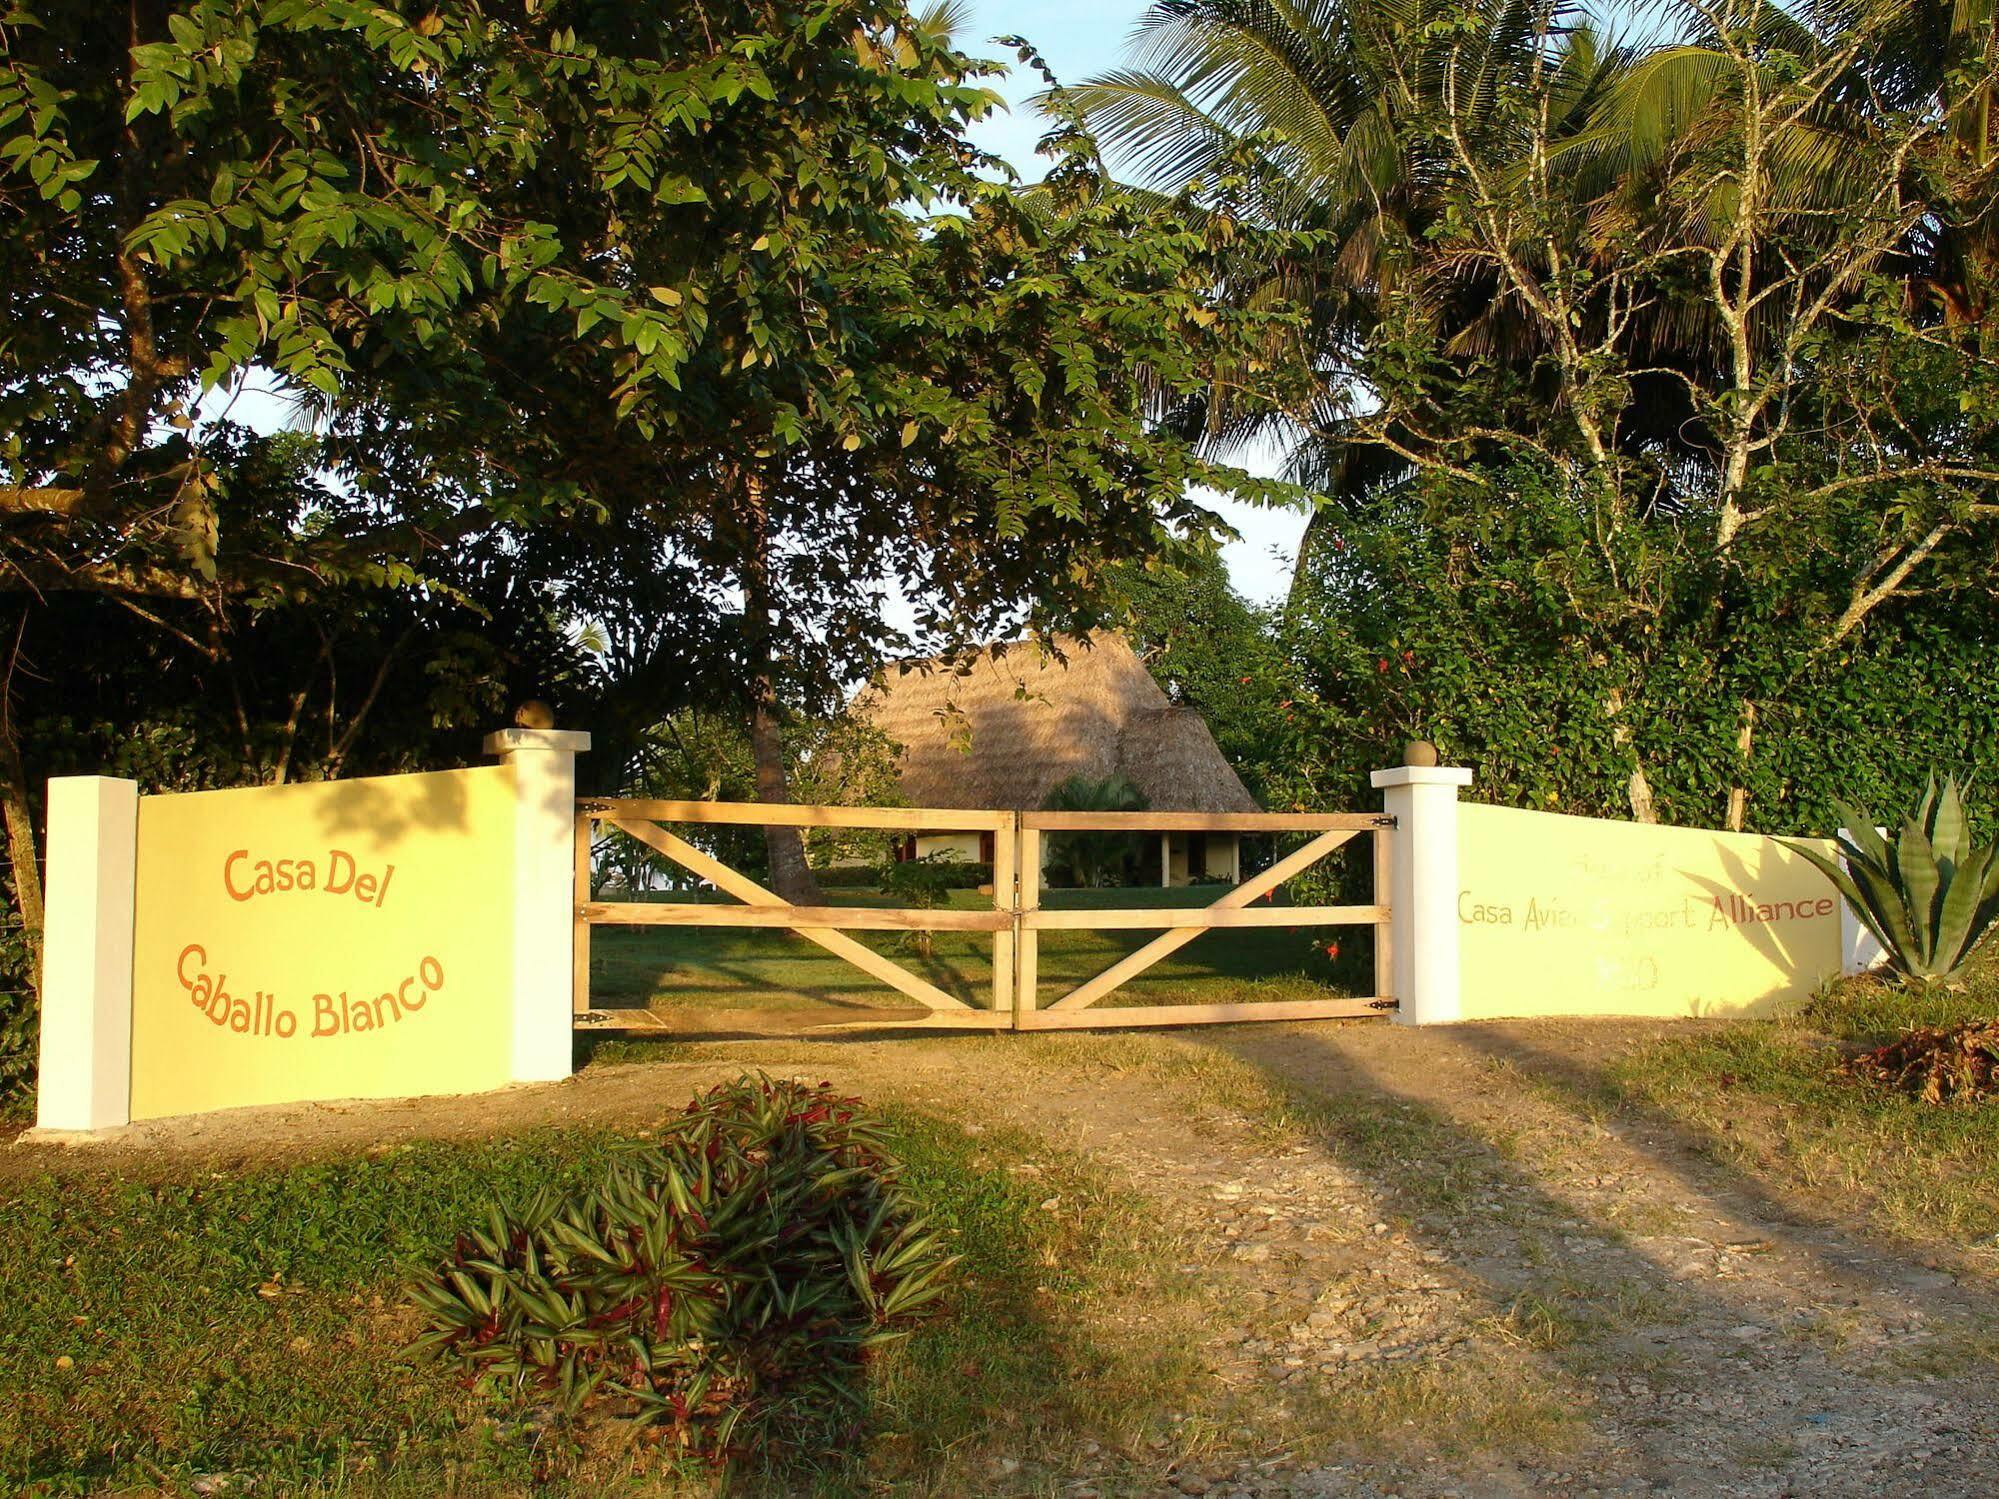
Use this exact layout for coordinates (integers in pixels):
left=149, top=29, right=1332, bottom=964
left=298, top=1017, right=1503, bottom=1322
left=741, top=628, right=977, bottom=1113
left=1791, top=778, right=1999, bottom=985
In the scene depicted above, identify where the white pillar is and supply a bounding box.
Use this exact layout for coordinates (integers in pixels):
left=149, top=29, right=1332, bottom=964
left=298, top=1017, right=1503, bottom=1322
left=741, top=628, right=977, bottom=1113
left=37, top=777, right=138, bottom=1132
left=1836, top=826, right=1887, bottom=976
left=484, top=728, right=590, bottom=1083
left=1160, top=832, right=1171, bottom=889
left=1369, top=764, right=1473, bottom=1026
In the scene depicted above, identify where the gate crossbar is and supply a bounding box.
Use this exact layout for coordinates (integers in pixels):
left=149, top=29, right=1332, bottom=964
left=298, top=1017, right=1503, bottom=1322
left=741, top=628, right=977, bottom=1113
left=573, top=799, right=1396, bottom=1033
left=589, top=813, right=989, bottom=1019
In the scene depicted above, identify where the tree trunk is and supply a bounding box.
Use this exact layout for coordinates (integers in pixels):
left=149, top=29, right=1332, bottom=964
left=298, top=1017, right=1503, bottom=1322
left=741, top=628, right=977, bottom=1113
left=1607, top=687, right=1658, bottom=824
left=749, top=689, right=821, bottom=904
left=739, top=472, right=822, bottom=905
left=1724, top=699, right=1756, bottom=832
left=1285, top=509, right=1329, bottom=612
left=1626, top=763, right=1657, bottom=825
left=0, top=693, right=45, bottom=994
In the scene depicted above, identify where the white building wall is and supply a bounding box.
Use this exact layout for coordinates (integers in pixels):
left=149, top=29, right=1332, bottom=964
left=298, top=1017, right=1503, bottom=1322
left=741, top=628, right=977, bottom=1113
left=912, top=833, right=987, bottom=864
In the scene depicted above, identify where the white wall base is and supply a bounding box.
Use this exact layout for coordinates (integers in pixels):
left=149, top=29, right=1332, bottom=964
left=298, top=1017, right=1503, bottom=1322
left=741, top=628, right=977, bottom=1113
left=484, top=729, right=590, bottom=1082
left=36, top=777, right=138, bottom=1131
left=1370, top=765, right=1473, bottom=1025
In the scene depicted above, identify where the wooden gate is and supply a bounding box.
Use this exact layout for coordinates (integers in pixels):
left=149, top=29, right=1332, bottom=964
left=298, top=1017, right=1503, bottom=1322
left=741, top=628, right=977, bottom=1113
left=574, top=800, right=1394, bottom=1032
left=1011, top=810, right=1393, bottom=1029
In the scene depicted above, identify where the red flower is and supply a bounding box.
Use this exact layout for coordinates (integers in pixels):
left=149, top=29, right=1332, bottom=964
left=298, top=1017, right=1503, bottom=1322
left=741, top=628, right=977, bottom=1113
left=1323, top=941, right=1341, bottom=959
left=1377, top=658, right=1390, bottom=673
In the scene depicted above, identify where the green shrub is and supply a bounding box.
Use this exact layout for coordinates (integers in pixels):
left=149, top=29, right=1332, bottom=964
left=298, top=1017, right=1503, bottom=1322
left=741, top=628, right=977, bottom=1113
left=879, top=851, right=984, bottom=904
left=814, top=864, right=885, bottom=888
left=1791, top=777, right=1999, bottom=984
left=817, top=860, right=993, bottom=890
left=408, top=1075, right=955, bottom=1461
left=1041, top=773, right=1149, bottom=887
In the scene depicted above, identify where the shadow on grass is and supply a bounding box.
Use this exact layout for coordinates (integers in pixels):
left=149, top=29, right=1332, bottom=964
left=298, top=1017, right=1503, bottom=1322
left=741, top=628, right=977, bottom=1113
left=770, top=1105, right=1195, bottom=1496
left=1449, top=1020, right=1999, bottom=1274
left=0, top=1090, right=1183, bottom=1496
left=1164, top=1019, right=1999, bottom=1485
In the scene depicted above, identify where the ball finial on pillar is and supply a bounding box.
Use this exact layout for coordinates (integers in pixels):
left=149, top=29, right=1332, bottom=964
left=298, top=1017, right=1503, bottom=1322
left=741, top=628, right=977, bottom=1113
left=1402, top=739, right=1440, bottom=768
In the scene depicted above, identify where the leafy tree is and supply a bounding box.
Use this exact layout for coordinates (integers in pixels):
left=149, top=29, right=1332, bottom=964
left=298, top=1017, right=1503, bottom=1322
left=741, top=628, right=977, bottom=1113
left=1067, top=0, right=1632, bottom=538
left=599, top=709, right=906, bottom=893
left=1268, top=462, right=1999, bottom=834
left=1079, top=0, right=1999, bottom=827
left=1107, top=550, right=1289, bottom=799
left=0, top=0, right=1308, bottom=1089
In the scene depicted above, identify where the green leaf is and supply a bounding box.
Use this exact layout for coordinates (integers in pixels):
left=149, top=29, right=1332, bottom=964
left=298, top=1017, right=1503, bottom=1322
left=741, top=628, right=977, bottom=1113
left=1897, top=818, right=1942, bottom=971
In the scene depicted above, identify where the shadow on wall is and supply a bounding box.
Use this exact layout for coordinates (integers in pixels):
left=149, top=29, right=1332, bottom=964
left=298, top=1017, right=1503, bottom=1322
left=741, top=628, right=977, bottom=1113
left=306, top=764, right=488, bottom=845
left=1680, top=840, right=1841, bottom=1013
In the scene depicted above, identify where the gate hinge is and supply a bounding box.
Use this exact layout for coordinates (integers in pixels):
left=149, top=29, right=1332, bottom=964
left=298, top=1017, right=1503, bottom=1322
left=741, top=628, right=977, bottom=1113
left=1370, top=814, right=1398, bottom=828
left=1368, top=997, right=1401, bottom=1012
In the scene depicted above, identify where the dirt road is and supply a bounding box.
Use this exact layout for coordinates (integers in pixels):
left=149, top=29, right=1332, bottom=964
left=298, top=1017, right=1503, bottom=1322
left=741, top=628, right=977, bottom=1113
left=13, top=1017, right=1996, bottom=1496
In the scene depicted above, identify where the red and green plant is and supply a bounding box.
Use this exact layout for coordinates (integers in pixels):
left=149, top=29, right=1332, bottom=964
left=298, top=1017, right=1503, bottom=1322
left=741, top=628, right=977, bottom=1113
left=408, top=1075, right=955, bottom=1462
left=1846, top=1021, right=1999, bottom=1105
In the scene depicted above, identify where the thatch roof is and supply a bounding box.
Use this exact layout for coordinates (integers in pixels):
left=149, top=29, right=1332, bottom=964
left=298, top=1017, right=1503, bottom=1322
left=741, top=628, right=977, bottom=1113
left=850, top=633, right=1260, bottom=813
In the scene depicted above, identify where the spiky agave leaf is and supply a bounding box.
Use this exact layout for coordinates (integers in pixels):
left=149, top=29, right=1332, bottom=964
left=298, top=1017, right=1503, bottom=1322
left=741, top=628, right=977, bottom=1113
left=1790, top=834, right=1911, bottom=962
left=1935, top=839, right=1995, bottom=974
left=1931, top=776, right=1971, bottom=873
left=1793, top=778, right=1999, bottom=984
left=1897, top=816, right=1945, bottom=974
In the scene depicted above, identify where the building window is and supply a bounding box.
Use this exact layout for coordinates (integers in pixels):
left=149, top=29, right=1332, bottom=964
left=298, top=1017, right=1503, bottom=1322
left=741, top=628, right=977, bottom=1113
left=978, top=830, right=995, bottom=864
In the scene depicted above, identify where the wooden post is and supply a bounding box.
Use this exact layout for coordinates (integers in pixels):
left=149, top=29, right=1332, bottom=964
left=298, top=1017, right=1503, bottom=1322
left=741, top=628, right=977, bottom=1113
left=573, top=812, right=594, bottom=1015
left=991, top=812, right=1018, bottom=1019
left=1372, top=824, right=1393, bottom=1005
left=1015, top=825, right=1040, bottom=1027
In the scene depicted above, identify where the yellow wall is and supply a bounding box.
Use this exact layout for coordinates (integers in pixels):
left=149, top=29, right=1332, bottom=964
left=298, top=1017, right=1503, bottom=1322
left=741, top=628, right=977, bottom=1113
left=129, top=765, right=517, bottom=1121
left=1457, top=804, right=1841, bottom=1020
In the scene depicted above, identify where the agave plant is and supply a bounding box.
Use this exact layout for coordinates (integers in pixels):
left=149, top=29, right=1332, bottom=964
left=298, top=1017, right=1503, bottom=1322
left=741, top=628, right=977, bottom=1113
left=1791, top=778, right=1999, bottom=985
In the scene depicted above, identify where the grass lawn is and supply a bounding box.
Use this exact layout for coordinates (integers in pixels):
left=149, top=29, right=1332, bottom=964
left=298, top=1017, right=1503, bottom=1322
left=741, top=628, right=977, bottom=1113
left=0, top=1103, right=1198, bottom=1496
left=1601, top=965, right=1999, bottom=1252
left=589, top=885, right=1372, bottom=1017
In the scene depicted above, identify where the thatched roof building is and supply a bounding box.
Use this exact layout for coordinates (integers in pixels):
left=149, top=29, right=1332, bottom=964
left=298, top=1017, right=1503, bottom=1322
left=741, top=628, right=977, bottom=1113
left=851, top=632, right=1259, bottom=813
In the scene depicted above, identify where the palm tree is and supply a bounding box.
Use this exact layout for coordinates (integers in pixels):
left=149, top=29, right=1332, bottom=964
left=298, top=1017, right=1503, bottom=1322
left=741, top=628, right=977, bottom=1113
left=1040, top=773, right=1150, bottom=887
left=1072, top=0, right=1998, bottom=564
left=1065, top=0, right=1635, bottom=583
